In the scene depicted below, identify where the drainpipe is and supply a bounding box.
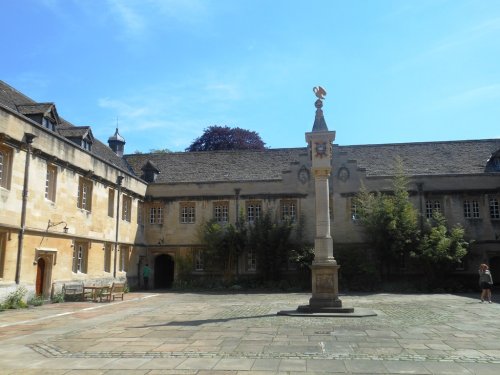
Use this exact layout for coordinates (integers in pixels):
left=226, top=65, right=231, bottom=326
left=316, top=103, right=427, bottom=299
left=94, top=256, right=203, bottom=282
left=417, top=182, right=424, bottom=231
left=113, top=176, right=124, bottom=278
left=234, top=188, right=241, bottom=225
left=15, top=133, right=37, bottom=284
left=234, top=188, right=241, bottom=277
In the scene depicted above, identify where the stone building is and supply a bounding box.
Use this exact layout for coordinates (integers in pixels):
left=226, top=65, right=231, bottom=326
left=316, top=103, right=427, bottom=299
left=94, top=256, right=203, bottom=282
left=1, top=80, right=499, bottom=300
left=0, top=81, right=147, bottom=300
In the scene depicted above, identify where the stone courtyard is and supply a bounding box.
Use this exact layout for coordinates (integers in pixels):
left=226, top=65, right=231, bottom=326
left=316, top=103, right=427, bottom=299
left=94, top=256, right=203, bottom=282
left=1, top=291, right=500, bottom=374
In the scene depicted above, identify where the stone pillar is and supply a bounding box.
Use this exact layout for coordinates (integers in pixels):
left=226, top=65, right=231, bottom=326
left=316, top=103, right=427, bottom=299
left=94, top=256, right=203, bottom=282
left=299, top=87, right=351, bottom=313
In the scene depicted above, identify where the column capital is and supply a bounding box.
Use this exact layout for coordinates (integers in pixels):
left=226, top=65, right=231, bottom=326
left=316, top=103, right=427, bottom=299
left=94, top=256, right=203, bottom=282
left=313, top=168, right=331, bottom=178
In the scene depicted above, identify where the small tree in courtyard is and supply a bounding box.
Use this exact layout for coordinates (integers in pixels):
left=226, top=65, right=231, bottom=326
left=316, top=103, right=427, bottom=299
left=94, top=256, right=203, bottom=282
left=355, top=158, right=468, bottom=287
left=199, top=218, right=246, bottom=283
left=248, top=212, right=293, bottom=281
left=355, top=159, right=420, bottom=279
left=411, top=212, right=468, bottom=286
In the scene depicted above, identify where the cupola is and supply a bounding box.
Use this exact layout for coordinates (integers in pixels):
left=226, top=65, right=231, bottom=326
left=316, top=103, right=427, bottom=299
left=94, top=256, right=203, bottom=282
left=108, top=128, right=126, bottom=157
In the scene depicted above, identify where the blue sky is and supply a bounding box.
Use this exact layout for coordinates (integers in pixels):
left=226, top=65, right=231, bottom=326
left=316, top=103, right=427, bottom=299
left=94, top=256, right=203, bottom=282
left=1, top=0, right=499, bottom=153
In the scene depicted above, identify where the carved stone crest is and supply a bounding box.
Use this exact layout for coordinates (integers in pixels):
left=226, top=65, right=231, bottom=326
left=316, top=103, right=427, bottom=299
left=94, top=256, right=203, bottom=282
left=338, top=167, right=350, bottom=182
left=298, top=166, right=310, bottom=184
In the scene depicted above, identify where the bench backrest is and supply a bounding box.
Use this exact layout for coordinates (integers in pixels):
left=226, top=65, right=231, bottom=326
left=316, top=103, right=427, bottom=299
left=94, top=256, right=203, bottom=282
left=62, top=282, right=84, bottom=292
left=111, top=282, right=125, bottom=293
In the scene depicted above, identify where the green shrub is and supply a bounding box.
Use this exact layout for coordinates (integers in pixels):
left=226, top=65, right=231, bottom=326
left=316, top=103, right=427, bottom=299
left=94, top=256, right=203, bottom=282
left=28, top=295, right=45, bottom=307
left=1, top=287, right=28, bottom=310
left=335, top=245, right=381, bottom=292
left=51, top=292, right=65, bottom=303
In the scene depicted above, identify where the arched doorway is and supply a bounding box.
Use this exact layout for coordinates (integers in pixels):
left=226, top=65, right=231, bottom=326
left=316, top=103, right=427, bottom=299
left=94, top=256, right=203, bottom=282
left=154, top=254, right=175, bottom=289
left=36, top=258, right=46, bottom=296
left=489, top=256, right=500, bottom=285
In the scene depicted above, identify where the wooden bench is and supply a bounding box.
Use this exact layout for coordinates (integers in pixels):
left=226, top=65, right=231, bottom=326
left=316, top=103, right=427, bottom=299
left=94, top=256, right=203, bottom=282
left=100, top=282, right=125, bottom=302
left=62, top=282, right=85, bottom=301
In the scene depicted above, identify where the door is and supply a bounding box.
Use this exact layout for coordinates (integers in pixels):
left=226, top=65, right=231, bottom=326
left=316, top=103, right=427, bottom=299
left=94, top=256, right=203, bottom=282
left=154, top=254, right=175, bottom=289
left=36, top=258, right=46, bottom=296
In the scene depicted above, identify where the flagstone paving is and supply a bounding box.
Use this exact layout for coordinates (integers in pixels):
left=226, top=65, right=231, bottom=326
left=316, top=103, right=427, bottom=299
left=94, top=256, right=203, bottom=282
left=1, top=291, right=500, bottom=374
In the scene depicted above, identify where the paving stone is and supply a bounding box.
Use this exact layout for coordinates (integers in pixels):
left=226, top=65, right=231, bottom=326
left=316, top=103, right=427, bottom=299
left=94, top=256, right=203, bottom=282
left=2, top=292, right=500, bottom=373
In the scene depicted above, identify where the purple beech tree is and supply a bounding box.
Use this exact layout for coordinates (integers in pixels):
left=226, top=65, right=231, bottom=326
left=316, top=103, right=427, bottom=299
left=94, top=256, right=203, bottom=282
left=186, top=125, right=266, bottom=152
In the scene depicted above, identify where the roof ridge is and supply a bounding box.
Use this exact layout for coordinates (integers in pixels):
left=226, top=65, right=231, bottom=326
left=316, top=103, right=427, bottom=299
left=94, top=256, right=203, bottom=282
left=124, top=147, right=307, bottom=157
left=0, top=80, right=38, bottom=105
left=337, top=138, right=500, bottom=148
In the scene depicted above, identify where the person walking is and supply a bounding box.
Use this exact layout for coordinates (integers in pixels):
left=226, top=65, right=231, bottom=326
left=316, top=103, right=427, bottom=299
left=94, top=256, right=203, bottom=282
left=143, top=264, right=152, bottom=290
left=479, top=263, right=493, bottom=303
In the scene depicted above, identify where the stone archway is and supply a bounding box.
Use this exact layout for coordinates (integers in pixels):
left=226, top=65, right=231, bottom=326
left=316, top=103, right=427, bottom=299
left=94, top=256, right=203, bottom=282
left=489, top=256, right=500, bottom=285
left=154, top=254, right=175, bottom=289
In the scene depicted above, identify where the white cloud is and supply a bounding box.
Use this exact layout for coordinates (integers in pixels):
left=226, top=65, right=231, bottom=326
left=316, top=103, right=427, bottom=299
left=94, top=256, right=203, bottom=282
left=98, top=98, right=149, bottom=118
left=203, top=83, right=241, bottom=102
left=429, top=17, right=500, bottom=54
left=106, top=0, right=146, bottom=35
left=105, top=0, right=209, bottom=37
left=438, top=84, right=500, bottom=108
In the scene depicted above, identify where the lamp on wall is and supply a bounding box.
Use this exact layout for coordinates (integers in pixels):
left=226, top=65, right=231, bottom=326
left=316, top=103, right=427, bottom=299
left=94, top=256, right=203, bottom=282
left=47, top=219, right=69, bottom=234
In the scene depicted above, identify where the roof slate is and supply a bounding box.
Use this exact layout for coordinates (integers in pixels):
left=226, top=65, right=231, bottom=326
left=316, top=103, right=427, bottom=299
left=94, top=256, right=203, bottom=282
left=2, top=80, right=499, bottom=184
left=124, top=140, right=500, bottom=184
left=124, top=148, right=309, bottom=183
left=0, top=80, right=131, bottom=172
left=17, top=103, right=54, bottom=115
left=334, top=140, right=500, bottom=176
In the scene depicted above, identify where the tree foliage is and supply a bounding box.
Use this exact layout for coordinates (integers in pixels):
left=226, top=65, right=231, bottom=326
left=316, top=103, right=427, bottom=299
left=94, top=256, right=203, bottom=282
left=199, top=219, right=246, bottom=282
left=248, top=213, right=293, bottom=281
left=412, top=213, right=468, bottom=267
left=355, top=158, right=467, bottom=280
left=186, top=125, right=266, bottom=152
left=198, top=211, right=309, bottom=284
left=149, top=148, right=172, bottom=153
left=355, top=161, right=419, bottom=277
left=133, top=148, right=172, bottom=154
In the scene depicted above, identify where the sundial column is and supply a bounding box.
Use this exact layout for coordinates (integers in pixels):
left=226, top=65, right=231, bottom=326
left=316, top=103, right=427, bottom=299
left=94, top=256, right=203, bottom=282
left=303, top=87, right=343, bottom=311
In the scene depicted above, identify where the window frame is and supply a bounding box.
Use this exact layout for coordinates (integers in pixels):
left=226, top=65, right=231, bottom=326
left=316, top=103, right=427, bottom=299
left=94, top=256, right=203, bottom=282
left=351, top=199, right=359, bottom=222
left=213, top=201, right=229, bottom=223
left=104, top=243, right=112, bottom=273
left=137, top=201, right=144, bottom=225
left=0, top=144, right=13, bottom=190
left=122, top=195, right=132, bottom=222
left=180, top=202, right=196, bottom=224
left=149, top=206, right=163, bottom=224
left=246, top=249, right=257, bottom=272
left=108, top=189, right=115, bottom=218
left=490, top=197, right=500, bottom=219
left=246, top=200, right=262, bottom=223
left=77, top=177, right=93, bottom=212
left=45, top=164, right=58, bottom=202
left=280, top=199, right=297, bottom=222
left=0, top=232, right=6, bottom=278
left=72, top=241, right=88, bottom=273
left=464, top=199, right=480, bottom=219
left=119, top=245, right=129, bottom=272
left=425, top=200, right=441, bottom=219
left=194, top=248, right=204, bottom=271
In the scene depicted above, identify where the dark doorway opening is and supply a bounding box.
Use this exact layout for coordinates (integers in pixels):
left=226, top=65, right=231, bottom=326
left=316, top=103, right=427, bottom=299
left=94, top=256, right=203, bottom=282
left=36, top=258, right=46, bottom=296
left=154, top=254, right=175, bottom=289
left=489, top=256, right=500, bottom=285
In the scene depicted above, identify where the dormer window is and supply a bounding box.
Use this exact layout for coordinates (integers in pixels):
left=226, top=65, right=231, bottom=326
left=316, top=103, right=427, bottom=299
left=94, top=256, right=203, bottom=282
left=58, top=126, right=94, bottom=152
left=486, top=152, right=500, bottom=172
left=493, top=157, right=500, bottom=171
left=82, top=138, right=92, bottom=151
left=141, top=160, right=160, bottom=183
left=42, top=117, right=56, bottom=131
left=17, top=102, right=60, bottom=132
